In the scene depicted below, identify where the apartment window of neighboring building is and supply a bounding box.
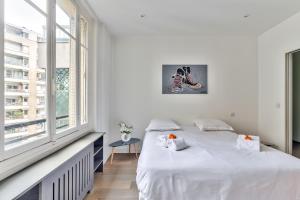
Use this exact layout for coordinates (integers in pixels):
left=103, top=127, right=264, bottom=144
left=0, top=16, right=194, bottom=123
left=23, top=97, right=28, bottom=105
left=5, top=24, right=29, bottom=39
left=36, top=84, right=45, bottom=93
left=23, top=58, right=29, bottom=67
left=5, top=70, right=12, bottom=78
left=37, top=72, right=46, bottom=81
left=22, top=45, right=29, bottom=54
left=6, top=98, right=17, bottom=106
left=24, top=84, right=29, bottom=91
left=37, top=97, right=45, bottom=105
left=6, top=83, right=18, bottom=92
left=5, top=54, right=23, bottom=66
left=1, top=0, right=91, bottom=159
left=23, top=71, right=28, bottom=79
left=5, top=41, right=22, bottom=52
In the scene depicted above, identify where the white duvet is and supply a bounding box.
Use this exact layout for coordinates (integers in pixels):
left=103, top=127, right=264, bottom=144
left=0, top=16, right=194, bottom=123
left=136, top=126, right=300, bottom=200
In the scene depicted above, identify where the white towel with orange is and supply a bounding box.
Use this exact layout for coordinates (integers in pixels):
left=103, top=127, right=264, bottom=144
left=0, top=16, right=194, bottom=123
left=168, top=137, right=188, bottom=151
left=158, top=135, right=169, bottom=147
left=236, top=134, right=260, bottom=152
left=157, top=134, right=187, bottom=151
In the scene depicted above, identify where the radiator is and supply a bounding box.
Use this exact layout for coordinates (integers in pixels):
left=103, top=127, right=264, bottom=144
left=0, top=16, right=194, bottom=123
left=41, top=145, right=94, bottom=200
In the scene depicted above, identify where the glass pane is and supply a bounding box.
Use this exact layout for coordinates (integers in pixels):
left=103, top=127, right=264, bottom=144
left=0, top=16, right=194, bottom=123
left=56, top=0, right=76, bottom=37
left=30, top=0, right=47, bottom=13
left=80, top=46, right=87, bottom=124
left=4, top=0, right=48, bottom=150
left=80, top=15, right=88, bottom=47
left=56, top=27, right=76, bottom=133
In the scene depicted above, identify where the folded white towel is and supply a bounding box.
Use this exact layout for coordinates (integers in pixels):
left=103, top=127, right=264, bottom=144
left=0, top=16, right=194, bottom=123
left=168, top=137, right=188, bottom=151
left=236, top=135, right=260, bottom=152
left=157, top=135, right=168, bottom=148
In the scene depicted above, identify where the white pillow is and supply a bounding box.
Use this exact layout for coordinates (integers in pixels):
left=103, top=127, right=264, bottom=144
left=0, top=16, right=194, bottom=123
left=145, top=119, right=181, bottom=132
left=193, top=119, right=234, bottom=131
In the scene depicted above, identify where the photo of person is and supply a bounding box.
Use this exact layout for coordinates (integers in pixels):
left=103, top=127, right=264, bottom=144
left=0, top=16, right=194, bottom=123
left=162, top=65, right=207, bottom=94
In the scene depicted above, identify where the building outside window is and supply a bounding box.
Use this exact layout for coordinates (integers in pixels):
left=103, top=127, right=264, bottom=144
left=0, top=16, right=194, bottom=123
left=3, top=0, right=48, bottom=150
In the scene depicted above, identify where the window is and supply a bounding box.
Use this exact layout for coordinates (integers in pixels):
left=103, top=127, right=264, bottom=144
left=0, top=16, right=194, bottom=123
left=5, top=98, right=17, bottom=106
left=5, top=24, right=29, bottom=39
left=5, top=41, right=22, bottom=52
left=1, top=0, right=90, bottom=159
left=55, top=0, right=77, bottom=134
left=22, top=45, right=29, bottom=54
left=37, top=97, right=45, bottom=105
left=3, top=0, right=48, bottom=150
left=37, top=72, right=46, bottom=81
left=5, top=54, right=24, bottom=66
left=24, top=84, right=29, bottom=91
left=5, top=83, right=19, bottom=92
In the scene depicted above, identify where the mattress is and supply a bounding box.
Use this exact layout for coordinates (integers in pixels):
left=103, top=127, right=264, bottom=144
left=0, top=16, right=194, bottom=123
left=136, top=126, right=300, bottom=200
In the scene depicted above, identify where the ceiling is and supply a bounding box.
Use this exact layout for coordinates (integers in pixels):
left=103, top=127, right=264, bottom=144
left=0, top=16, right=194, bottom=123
left=87, top=0, right=300, bottom=36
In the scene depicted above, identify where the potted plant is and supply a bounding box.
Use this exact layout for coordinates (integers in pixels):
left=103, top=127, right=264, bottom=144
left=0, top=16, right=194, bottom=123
left=118, top=122, right=133, bottom=142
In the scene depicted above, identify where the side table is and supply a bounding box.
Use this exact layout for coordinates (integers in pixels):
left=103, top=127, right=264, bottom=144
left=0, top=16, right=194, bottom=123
left=109, top=138, right=141, bottom=164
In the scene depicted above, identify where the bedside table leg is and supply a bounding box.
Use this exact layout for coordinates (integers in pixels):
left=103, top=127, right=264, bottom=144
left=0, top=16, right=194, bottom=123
left=133, top=144, right=138, bottom=159
left=110, top=147, right=115, bottom=165
left=129, top=144, right=131, bottom=153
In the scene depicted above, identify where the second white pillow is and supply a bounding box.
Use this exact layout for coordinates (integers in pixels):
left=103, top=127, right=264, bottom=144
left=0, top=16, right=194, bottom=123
left=145, top=119, right=181, bottom=132
left=193, top=119, right=234, bottom=131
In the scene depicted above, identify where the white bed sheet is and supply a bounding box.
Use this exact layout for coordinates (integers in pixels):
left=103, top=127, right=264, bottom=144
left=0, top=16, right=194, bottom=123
left=136, top=126, right=300, bottom=200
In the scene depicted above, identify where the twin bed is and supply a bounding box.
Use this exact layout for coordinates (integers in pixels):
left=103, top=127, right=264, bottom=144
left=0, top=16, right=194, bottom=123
left=136, top=122, right=300, bottom=200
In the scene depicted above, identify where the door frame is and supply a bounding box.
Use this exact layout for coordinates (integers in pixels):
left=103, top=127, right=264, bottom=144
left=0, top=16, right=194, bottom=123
left=286, top=49, right=300, bottom=154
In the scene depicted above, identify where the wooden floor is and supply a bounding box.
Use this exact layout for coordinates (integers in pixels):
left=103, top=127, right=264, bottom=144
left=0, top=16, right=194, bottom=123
left=85, top=154, right=139, bottom=200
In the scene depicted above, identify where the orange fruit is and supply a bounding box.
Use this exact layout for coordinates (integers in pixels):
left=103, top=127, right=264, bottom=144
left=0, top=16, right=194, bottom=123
left=244, top=135, right=253, bottom=141
left=168, top=134, right=177, bottom=139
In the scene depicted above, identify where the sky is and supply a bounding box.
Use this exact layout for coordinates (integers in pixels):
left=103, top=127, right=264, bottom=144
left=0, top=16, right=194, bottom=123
left=5, top=0, right=70, bottom=37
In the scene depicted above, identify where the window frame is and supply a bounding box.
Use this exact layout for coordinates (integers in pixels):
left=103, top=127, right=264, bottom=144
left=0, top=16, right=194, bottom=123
left=79, top=14, right=89, bottom=126
left=0, top=0, right=4, bottom=160
left=1, top=0, right=52, bottom=160
left=77, top=15, right=89, bottom=129
left=54, top=14, right=78, bottom=139
left=0, top=0, right=91, bottom=161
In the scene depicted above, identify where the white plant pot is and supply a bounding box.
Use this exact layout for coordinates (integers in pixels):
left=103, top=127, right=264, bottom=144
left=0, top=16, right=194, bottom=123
left=121, top=133, right=131, bottom=142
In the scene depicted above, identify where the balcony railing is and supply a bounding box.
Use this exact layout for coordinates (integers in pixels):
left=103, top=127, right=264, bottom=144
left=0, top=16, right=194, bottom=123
left=6, top=115, right=24, bottom=120
left=5, top=61, right=29, bottom=68
left=5, top=102, right=22, bottom=106
left=6, top=88, right=23, bottom=93
left=5, top=115, right=69, bottom=130
left=4, top=115, right=69, bottom=145
left=5, top=75, right=29, bottom=80
left=5, top=48, right=29, bottom=55
left=5, top=103, right=29, bottom=107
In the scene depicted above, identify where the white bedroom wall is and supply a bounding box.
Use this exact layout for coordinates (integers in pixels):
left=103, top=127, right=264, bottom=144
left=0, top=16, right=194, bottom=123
left=258, top=12, right=300, bottom=151
left=111, top=36, right=258, bottom=152
left=94, top=22, right=114, bottom=162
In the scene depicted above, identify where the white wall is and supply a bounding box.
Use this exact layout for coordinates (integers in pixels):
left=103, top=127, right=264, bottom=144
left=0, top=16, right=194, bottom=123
left=258, top=12, right=300, bottom=151
left=111, top=36, right=258, bottom=152
left=94, top=22, right=114, bottom=162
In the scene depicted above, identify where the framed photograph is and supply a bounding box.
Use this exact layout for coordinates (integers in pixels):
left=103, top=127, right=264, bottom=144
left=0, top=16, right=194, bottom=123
left=162, top=64, right=208, bottom=94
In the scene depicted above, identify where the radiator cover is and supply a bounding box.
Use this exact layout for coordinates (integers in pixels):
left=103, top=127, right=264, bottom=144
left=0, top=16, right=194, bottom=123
left=41, top=145, right=94, bottom=200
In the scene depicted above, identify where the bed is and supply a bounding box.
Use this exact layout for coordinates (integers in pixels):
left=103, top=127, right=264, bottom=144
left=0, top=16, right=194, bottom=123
left=137, top=125, right=300, bottom=200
